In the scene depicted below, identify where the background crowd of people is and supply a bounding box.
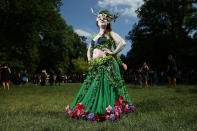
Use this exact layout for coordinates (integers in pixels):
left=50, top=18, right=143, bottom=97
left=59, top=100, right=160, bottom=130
left=122, top=55, right=197, bottom=88
left=1, top=55, right=197, bottom=89
left=0, top=64, right=87, bottom=88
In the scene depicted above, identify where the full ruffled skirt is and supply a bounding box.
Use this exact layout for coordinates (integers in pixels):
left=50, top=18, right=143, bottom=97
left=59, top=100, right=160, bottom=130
left=66, top=56, right=135, bottom=121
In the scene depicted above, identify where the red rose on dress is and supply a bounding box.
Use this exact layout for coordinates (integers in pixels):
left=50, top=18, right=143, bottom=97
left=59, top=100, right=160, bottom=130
left=114, top=101, right=121, bottom=106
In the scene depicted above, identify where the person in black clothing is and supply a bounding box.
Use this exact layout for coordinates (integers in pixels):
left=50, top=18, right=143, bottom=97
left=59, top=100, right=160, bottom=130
left=149, top=69, right=154, bottom=86
left=15, top=72, right=22, bottom=85
left=56, top=68, right=62, bottom=86
left=1, top=64, right=11, bottom=90
left=167, top=55, right=177, bottom=88
left=138, top=68, right=143, bottom=87
left=33, top=73, right=40, bottom=86
left=49, top=69, right=55, bottom=86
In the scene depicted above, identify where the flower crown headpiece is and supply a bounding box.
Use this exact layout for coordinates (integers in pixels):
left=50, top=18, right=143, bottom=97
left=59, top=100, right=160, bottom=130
left=91, top=8, right=120, bottom=22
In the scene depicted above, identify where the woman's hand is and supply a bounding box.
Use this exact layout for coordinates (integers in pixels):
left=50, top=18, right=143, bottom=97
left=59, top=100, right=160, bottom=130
left=122, top=63, right=127, bottom=70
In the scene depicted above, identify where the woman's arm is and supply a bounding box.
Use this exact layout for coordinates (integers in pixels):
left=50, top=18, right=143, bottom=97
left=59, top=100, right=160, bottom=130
left=8, top=68, right=11, bottom=74
left=110, top=32, right=126, bottom=54
left=87, top=44, right=92, bottom=61
left=145, top=65, right=149, bottom=70
left=103, top=32, right=128, bottom=70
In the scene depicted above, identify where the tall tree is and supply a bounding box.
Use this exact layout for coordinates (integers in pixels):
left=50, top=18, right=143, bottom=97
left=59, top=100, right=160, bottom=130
left=126, top=0, right=197, bottom=70
left=0, top=0, right=87, bottom=74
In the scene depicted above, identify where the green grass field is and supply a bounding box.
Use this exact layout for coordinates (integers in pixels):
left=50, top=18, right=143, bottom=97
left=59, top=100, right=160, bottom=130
left=0, top=83, right=197, bottom=131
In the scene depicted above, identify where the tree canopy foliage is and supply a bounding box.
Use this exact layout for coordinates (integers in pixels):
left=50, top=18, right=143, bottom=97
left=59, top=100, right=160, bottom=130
left=0, top=0, right=87, bottom=74
left=126, top=0, right=197, bottom=71
left=72, top=57, right=88, bottom=74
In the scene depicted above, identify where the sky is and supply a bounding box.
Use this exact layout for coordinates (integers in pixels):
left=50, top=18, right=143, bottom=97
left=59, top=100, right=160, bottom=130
left=60, top=0, right=144, bottom=55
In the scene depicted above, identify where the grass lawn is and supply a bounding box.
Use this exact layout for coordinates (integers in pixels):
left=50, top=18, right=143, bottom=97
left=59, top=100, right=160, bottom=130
left=0, top=83, right=197, bottom=131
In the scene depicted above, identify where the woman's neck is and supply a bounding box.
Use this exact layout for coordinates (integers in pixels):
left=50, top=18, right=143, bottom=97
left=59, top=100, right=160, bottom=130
left=99, top=28, right=106, bottom=36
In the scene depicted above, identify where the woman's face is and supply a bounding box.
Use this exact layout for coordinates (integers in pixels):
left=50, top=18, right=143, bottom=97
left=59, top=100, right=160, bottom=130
left=97, top=13, right=109, bottom=28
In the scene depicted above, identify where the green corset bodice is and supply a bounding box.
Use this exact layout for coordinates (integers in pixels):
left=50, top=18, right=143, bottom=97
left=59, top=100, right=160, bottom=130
left=90, top=32, right=123, bottom=65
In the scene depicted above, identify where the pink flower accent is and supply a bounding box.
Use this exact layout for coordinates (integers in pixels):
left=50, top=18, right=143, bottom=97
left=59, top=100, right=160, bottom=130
left=110, top=114, right=115, bottom=120
left=106, top=105, right=112, bottom=112
left=132, top=106, right=136, bottom=111
left=66, top=96, right=135, bottom=121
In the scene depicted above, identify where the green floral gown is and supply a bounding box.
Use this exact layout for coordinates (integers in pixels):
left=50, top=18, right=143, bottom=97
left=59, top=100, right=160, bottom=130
left=66, top=32, right=135, bottom=121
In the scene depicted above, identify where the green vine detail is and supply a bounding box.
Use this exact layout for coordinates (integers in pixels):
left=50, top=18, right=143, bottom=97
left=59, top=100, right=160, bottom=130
left=69, top=57, right=132, bottom=114
left=90, top=32, right=123, bottom=66
left=88, top=55, right=114, bottom=67
left=107, top=32, right=123, bottom=65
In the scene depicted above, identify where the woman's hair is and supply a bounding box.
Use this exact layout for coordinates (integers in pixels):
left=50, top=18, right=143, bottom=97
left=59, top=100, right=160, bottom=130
left=96, top=21, right=112, bottom=33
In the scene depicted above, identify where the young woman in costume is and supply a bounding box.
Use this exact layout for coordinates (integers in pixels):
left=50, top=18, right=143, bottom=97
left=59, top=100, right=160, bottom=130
left=66, top=9, right=135, bottom=121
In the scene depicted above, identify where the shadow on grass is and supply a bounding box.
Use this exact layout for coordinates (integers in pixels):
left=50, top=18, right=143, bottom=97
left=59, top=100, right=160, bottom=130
left=162, top=110, right=197, bottom=129
left=176, top=86, right=197, bottom=94
left=189, top=88, right=197, bottom=94
left=126, top=84, right=144, bottom=89
left=135, top=99, right=165, bottom=113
